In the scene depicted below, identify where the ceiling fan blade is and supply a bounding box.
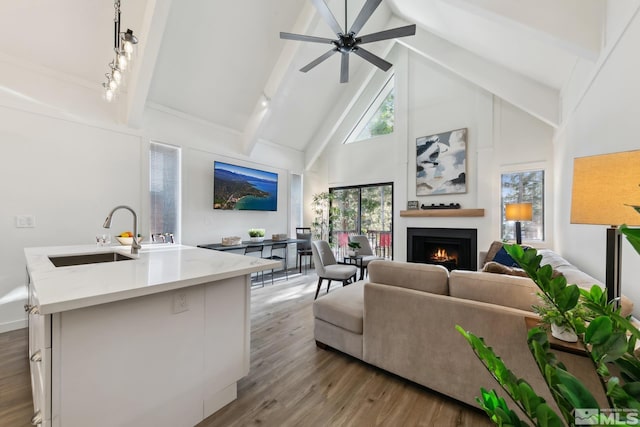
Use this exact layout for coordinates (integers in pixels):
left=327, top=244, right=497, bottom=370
left=349, top=0, right=383, bottom=35
left=340, top=52, right=349, bottom=83
left=280, top=32, right=335, bottom=44
left=353, top=47, right=392, bottom=72
left=300, top=49, right=338, bottom=73
left=358, top=24, right=416, bottom=44
left=311, top=0, right=344, bottom=35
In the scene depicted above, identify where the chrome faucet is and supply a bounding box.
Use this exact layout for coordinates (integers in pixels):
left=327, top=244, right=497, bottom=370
left=103, top=205, right=141, bottom=255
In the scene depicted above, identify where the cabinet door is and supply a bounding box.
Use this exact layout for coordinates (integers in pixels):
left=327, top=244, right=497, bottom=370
left=55, top=287, right=206, bottom=427
left=203, top=275, right=250, bottom=416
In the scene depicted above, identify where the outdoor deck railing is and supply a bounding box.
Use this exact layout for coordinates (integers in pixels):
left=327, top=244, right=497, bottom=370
left=329, top=230, right=393, bottom=260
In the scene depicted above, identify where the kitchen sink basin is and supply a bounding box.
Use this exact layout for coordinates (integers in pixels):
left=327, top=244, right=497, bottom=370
left=49, top=252, right=134, bottom=267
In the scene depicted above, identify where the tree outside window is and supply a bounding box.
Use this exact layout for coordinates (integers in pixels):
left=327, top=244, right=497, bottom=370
left=345, top=76, right=395, bottom=144
left=501, top=170, right=544, bottom=242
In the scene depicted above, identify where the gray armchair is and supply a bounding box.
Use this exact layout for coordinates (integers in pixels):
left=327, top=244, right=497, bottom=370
left=311, top=240, right=357, bottom=299
left=349, top=235, right=385, bottom=277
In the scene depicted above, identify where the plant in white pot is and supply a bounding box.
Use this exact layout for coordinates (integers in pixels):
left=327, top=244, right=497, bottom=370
left=248, top=228, right=265, bottom=242
left=347, top=241, right=361, bottom=257
left=532, top=293, right=589, bottom=343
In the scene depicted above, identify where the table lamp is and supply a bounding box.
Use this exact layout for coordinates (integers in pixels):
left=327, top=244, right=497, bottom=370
left=505, top=202, right=533, bottom=244
left=570, top=149, right=640, bottom=305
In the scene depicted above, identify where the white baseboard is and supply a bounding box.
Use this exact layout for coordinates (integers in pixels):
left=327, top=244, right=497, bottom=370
left=0, top=318, right=28, bottom=334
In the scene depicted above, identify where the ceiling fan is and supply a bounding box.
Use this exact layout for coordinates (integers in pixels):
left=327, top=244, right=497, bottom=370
left=280, top=0, right=416, bottom=83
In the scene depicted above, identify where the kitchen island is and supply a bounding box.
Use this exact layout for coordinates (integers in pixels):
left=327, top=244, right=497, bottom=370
left=24, top=244, right=279, bottom=427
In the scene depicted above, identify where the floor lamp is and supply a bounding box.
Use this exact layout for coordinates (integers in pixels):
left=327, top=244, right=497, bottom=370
left=505, top=203, right=533, bottom=245
left=570, top=150, right=640, bottom=305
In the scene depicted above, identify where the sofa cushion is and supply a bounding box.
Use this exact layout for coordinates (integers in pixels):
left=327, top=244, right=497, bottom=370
left=368, top=260, right=449, bottom=295
left=313, top=281, right=364, bottom=334
left=449, top=270, right=540, bottom=312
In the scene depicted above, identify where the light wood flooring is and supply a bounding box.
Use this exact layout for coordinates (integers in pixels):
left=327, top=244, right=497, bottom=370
left=0, top=271, right=492, bottom=427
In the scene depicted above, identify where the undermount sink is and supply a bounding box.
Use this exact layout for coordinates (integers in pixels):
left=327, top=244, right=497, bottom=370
left=49, top=252, right=134, bottom=267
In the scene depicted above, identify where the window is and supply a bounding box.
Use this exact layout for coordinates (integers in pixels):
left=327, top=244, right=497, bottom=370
left=149, top=142, right=181, bottom=243
left=345, top=76, right=395, bottom=143
left=501, top=170, right=544, bottom=242
left=329, top=183, right=393, bottom=259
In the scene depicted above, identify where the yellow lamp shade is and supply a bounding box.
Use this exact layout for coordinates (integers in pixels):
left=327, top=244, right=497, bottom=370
left=505, top=203, right=533, bottom=221
left=570, top=150, right=640, bottom=226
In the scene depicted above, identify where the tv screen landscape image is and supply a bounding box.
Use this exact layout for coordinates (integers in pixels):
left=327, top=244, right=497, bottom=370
left=213, top=161, right=278, bottom=211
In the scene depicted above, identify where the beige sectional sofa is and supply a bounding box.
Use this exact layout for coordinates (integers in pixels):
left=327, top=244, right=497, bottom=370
left=313, top=249, right=632, bottom=411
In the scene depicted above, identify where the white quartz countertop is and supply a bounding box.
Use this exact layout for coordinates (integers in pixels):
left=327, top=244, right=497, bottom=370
left=25, top=244, right=280, bottom=314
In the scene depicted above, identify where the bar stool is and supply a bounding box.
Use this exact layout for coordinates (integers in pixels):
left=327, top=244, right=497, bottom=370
left=244, top=245, right=264, bottom=286
left=263, top=242, right=288, bottom=284
left=296, top=229, right=313, bottom=274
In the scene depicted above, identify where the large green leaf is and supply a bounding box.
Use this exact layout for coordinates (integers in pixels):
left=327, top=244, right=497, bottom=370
left=607, top=377, right=640, bottom=410
left=591, top=332, right=628, bottom=363
left=534, top=403, right=564, bottom=427
left=555, top=285, right=580, bottom=313
left=585, top=316, right=613, bottom=345
left=616, top=356, right=640, bottom=383
left=555, top=368, right=599, bottom=409
left=623, top=382, right=640, bottom=400
left=621, top=224, right=640, bottom=256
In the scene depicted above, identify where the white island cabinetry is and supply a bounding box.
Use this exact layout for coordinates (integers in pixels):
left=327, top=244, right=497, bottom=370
left=25, top=245, right=277, bottom=427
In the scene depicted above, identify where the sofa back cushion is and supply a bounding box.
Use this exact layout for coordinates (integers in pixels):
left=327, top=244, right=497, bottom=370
left=449, top=270, right=540, bottom=312
left=367, top=260, right=449, bottom=295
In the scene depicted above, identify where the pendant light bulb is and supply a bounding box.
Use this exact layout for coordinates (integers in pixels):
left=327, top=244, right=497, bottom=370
left=123, top=40, right=134, bottom=54
left=109, top=79, right=118, bottom=91
left=117, top=53, right=128, bottom=71
left=112, top=68, right=122, bottom=84
left=105, top=88, right=114, bottom=102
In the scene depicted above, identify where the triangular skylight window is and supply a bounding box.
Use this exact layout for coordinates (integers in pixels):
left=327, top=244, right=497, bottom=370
left=345, top=75, right=395, bottom=144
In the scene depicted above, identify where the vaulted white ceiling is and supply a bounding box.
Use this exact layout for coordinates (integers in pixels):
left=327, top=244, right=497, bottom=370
left=0, top=0, right=609, bottom=158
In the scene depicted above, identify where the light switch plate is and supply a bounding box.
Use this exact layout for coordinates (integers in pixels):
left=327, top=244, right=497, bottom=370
left=16, top=215, right=36, bottom=228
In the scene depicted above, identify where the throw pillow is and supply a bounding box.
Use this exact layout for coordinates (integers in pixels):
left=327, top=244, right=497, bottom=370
left=482, top=261, right=529, bottom=277
left=483, top=241, right=504, bottom=266
left=492, top=246, right=519, bottom=267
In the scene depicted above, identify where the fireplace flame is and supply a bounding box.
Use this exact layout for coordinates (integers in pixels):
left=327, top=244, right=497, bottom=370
left=432, top=248, right=451, bottom=261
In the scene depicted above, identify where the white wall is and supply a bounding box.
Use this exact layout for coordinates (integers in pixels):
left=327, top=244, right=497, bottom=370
left=0, top=107, right=142, bottom=332
left=312, top=48, right=555, bottom=262
left=555, top=5, right=640, bottom=317
left=0, top=97, right=303, bottom=332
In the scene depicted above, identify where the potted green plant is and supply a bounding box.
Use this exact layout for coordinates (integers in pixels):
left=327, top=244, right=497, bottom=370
left=248, top=228, right=265, bottom=242
left=532, top=292, right=588, bottom=343
left=347, top=241, right=361, bottom=257
left=311, top=192, right=334, bottom=241
left=457, top=243, right=640, bottom=426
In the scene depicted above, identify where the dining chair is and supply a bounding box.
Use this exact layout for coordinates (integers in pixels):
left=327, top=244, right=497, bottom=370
left=263, top=242, right=288, bottom=284
left=296, top=230, right=313, bottom=274
left=349, top=235, right=385, bottom=278
left=244, top=244, right=264, bottom=286
left=311, top=240, right=357, bottom=300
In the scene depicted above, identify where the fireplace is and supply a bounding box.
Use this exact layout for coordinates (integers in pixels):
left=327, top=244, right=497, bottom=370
left=407, top=227, right=477, bottom=271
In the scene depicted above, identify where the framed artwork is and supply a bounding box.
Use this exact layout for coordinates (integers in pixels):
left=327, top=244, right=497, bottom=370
left=416, top=128, right=467, bottom=196
left=407, top=200, right=419, bottom=210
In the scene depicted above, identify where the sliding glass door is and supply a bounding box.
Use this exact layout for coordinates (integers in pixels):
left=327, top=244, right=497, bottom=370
left=329, top=183, right=393, bottom=259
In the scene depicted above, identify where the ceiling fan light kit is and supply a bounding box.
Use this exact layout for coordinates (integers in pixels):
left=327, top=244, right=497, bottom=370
left=103, top=0, right=139, bottom=102
left=280, top=0, right=416, bottom=83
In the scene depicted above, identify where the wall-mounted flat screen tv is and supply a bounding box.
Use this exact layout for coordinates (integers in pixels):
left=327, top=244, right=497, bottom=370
left=213, top=161, right=278, bottom=211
